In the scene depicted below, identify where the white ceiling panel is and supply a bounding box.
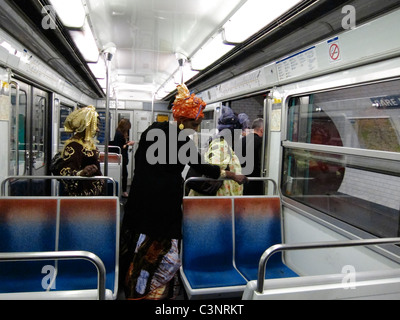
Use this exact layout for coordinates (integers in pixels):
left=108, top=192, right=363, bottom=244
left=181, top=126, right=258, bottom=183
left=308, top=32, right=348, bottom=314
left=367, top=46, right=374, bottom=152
left=84, top=0, right=304, bottom=101
left=85, top=0, right=245, bottom=100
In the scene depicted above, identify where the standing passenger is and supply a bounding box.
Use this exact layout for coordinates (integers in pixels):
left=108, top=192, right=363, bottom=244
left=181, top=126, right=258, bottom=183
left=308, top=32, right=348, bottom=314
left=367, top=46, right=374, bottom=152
left=120, top=84, right=247, bottom=300
left=241, top=118, right=264, bottom=195
left=188, top=106, right=245, bottom=197
left=238, top=113, right=251, bottom=136
left=110, top=119, right=135, bottom=197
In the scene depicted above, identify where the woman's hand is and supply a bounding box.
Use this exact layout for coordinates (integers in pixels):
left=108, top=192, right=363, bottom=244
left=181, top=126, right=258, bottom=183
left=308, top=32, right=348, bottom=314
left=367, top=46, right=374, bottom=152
left=124, top=141, right=135, bottom=149
left=79, top=164, right=98, bottom=177
left=225, top=170, right=248, bottom=185
left=232, top=174, right=248, bottom=185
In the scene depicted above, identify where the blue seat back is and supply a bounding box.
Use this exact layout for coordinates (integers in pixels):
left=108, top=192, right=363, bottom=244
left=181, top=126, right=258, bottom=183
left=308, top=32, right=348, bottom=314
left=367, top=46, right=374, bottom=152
left=235, top=197, right=297, bottom=280
left=235, top=197, right=282, bottom=265
left=181, top=194, right=297, bottom=296
left=57, top=198, right=118, bottom=293
left=0, top=199, right=58, bottom=293
left=182, top=198, right=233, bottom=271
left=0, top=197, right=119, bottom=297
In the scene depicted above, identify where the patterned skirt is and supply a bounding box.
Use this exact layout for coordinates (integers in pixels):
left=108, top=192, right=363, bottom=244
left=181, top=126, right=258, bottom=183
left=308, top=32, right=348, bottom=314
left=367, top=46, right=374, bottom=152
left=121, top=232, right=181, bottom=300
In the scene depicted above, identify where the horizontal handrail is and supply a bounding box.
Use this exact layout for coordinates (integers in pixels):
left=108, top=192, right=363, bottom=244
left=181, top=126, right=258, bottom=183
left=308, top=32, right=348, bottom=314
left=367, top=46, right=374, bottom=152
left=257, top=237, right=400, bottom=293
left=99, top=146, right=122, bottom=154
left=99, top=152, right=122, bottom=164
left=1, top=176, right=117, bottom=196
left=184, top=177, right=278, bottom=197
left=0, top=251, right=106, bottom=300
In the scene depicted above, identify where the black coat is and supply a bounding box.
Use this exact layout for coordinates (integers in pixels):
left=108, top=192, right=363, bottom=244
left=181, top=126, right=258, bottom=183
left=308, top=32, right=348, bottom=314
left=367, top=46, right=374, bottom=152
left=110, top=130, right=129, bottom=165
left=123, top=122, right=220, bottom=239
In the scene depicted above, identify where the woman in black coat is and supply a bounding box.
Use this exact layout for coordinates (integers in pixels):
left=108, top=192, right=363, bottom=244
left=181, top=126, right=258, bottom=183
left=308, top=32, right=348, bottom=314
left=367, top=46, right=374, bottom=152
left=120, top=85, right=247, bottom=300
left=111, top=119, right=134, bottom=197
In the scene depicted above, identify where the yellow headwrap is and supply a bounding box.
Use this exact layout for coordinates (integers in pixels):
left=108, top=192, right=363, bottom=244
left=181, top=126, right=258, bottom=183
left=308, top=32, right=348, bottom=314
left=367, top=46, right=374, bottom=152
left=64, top=106, right=99, bottom=148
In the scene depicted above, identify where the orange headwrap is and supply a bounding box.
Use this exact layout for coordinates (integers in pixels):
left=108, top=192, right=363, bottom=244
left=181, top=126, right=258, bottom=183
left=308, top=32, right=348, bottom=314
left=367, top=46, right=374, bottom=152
left=172, top=84, right=206, bottom=121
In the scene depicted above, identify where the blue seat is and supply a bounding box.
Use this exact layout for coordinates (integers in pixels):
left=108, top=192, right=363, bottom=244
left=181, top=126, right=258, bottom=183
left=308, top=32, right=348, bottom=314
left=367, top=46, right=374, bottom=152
left=181, top=198, right=247, bottom=292
left=234, top=197, right=298, bottom=281
left=0, top=199, right=58, bottom=293
left=181, top=195, right=297, bottom=299
left=0, top=197, right=119, bottom=300
left=57, top=198, right=119, bottom=296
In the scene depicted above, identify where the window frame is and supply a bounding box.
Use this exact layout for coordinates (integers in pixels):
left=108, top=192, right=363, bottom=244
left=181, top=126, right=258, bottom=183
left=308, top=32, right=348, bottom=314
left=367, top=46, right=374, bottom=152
left=280, top=78, right=400, bottom=240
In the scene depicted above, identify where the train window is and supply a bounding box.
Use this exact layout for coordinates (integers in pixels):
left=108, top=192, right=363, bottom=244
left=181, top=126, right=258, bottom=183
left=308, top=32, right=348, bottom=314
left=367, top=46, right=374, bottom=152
left=283, top=80, right=400, bottom=238
left=10, top=87, right=27, bottom=175
left=32, top=95, right=46, bottom=169
left=201, top=109, right=215, bottom=132
left=197, top=110, right=216, bottom=154
left=97, top=111, right=107, bottom=145
left=287, top=81, right=400, bottom=151
left=59, top=105, right=73, bottom=146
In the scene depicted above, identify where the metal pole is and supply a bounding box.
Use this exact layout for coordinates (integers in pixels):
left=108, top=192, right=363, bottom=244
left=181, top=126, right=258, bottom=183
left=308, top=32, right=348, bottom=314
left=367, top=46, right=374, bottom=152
left=151, top=92, right=155, bottom=124
left=104, top=58, right=111, bottom=176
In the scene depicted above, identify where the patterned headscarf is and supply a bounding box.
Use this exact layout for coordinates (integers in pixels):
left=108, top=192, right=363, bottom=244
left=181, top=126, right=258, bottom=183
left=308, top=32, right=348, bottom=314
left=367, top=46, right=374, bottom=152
left=64, top=106, right=99, bottom=144
left=172, top=84, right=206, bottom=121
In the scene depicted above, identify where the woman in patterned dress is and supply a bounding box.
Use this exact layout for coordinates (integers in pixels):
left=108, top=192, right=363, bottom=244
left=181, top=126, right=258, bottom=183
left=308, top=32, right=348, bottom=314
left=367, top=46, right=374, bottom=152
left=55, top=105, right=104, bottom=196
left=189, top=105, right=245, bottom=197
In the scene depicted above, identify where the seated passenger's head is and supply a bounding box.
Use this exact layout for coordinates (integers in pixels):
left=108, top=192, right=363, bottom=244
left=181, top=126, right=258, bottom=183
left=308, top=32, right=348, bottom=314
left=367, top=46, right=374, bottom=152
left=64, top=105, right=99, bottom=142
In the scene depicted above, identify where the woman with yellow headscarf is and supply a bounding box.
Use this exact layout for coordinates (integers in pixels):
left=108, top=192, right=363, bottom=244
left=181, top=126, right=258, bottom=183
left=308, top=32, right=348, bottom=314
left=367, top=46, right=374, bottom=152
left=120, top=84, right=247, bottom=300
left=55, top=106, right=104, bottom=196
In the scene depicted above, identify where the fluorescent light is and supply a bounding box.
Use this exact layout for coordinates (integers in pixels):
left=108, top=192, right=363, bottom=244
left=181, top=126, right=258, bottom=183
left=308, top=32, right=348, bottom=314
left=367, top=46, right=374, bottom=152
left=69, top=19, right=99, bottom=62
left=223, top=0, right=302, bottom=43
left=191, top=32, right=235, bottom=70
left=88, top=58, right=106, bottom=79
left=182, top=64, right=199, bottom=83
left=48, top=0, right=86, bottom=28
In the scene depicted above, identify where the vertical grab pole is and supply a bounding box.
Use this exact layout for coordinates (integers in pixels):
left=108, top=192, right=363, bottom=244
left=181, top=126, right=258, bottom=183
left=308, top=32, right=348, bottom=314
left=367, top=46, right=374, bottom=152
left=102, top=43, right=117, bottom=177
left=104, top=58, right=111, bottom=177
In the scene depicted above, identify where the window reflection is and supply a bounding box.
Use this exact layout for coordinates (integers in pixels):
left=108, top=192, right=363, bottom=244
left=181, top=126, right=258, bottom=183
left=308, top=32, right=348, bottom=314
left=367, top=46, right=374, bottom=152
left=283, top=80, right=400, bottom=238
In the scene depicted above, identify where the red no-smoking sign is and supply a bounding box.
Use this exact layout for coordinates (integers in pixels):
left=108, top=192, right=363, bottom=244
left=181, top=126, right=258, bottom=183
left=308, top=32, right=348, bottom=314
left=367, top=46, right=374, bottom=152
left=328, top=37, right=341, bottom=62
left=330, top=44, right=340, bottom=60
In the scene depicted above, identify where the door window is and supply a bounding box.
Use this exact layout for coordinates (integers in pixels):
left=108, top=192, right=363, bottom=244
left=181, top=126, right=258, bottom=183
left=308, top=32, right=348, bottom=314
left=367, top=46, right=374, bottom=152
left=10, top=86, right=27, bottom=175
left=32, top=95, right=47, bottom=170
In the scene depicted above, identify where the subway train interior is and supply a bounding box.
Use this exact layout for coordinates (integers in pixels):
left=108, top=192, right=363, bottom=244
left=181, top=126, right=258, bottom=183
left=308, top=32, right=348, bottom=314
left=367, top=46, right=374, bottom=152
left=0, top=0, right=400, bottom=301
